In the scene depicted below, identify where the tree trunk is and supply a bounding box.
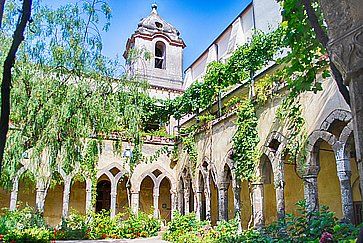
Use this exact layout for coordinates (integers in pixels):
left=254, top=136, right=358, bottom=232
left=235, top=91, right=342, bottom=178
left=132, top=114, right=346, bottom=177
left=0, top=0, right=32, bottom=174
left=301, top=0, right=350, bottom=105
left=0, top=0, right=5, bottom=29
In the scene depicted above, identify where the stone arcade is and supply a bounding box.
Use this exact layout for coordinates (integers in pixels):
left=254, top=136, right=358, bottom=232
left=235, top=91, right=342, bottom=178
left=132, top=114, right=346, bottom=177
left=1, top=0, right=362, bottom=229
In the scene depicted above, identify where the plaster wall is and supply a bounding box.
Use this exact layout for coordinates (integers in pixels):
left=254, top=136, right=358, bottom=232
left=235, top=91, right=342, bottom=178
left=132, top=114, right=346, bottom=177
left=44, top=184, right=63, bottom=226
left=0, top=189, right=10, bottom=210
left=253, top=0, right=282, bottom=32
left=139, top=176, right=154, bottom=215
left=69, top=180, right=86, bottom=214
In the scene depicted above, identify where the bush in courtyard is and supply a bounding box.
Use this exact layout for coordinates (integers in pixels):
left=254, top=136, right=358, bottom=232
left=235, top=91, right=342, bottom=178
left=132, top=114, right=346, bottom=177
left=218, top=201, right=360, bottom=242
left=0, top=205, right=160, bottom=241
left=118, top=211, right=161, bottom=239
left=3, top=227, right=52, bottom=243
left=163, top=212, right=239, bottom=243
left=162, top=212, right=206, bottom=242
left=55, top=210, right=90, bottom=240
left=0, top=205, right=53, bottom=242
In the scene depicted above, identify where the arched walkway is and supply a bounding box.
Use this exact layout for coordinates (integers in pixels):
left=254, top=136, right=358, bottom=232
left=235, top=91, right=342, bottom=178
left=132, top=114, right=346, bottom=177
left=159, top=177, right=172, bottom=222
left=69, top=179, right=86, bottom=214
left=44, top=172, right=63, bottom=226
left=96, top=176, right=111, bottom=213
left=116, top=176, right=129, bottom=215
left=260, top=154, right=277, bottom=225
left=210, top=170, right=218, bottom=225
left=305, top=127, right=356, bottom=223
left=139, top=176, right=154, bottom=215
left=198, top=171, right=207, bottom=220
left=178, top=177, right=185, bottom=215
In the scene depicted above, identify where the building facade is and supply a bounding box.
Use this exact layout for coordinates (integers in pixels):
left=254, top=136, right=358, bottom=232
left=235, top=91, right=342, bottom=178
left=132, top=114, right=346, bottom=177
left=1, top=0, right=361, bottom=229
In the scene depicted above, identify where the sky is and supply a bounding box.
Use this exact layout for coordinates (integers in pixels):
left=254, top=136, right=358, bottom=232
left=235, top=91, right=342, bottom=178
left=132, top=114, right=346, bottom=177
left=43, top=0, right=252, bottom=70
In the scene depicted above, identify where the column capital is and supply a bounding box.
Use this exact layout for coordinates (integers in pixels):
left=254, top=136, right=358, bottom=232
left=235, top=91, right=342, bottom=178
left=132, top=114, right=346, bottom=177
left=218, top=182, right=229, bottom=190
left=251, top=182, right=264, bottom=186
left=328, top=24, right=363, bottom=83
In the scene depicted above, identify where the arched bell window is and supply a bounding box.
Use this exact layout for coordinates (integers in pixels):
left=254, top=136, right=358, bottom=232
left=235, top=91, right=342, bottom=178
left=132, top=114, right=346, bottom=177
left=155, top=41, right=166, bottom=69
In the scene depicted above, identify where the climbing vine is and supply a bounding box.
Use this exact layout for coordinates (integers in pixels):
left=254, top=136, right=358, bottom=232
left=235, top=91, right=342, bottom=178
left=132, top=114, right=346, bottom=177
left=276, top=95, right=307, bottom=174
left=231, top=99, right=260, bottom=181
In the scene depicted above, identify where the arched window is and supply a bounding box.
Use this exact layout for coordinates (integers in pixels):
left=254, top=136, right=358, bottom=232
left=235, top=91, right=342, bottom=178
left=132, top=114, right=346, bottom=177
left=155, top=41, right=166, bottom=69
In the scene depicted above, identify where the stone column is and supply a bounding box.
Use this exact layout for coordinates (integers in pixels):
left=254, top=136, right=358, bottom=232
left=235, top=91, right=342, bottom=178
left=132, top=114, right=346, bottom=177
left=194, top=193, right=198, bottom=213
left=153, top=188, right=160, bottom=218
left=232, top=179, right=242, bottom=232
left=204, top=188, right=211, bottom=221
left=205, top=181, right=211, bottom=221
left=131, top=191, right=139, bottom=214
left=35, top=187, right=46, bottom=213
left=62, top=179, right=72, bottom=218
left=170, top=190, right=177, bottom=219
left=35, top=179, right=49, bottom=214
left=10, top=177, right=20, bottom=211
left=110, top=182, right=117, bottom=218
left=177, top=189, right=184, bottom=214
left=184, top=187, right=190, bottom=214
left=349, top=76, right=363, bottom=205
left=252, top=182, right=264, bottom=228
left=196, top=190, right=203, bottom=220
left=320, top=0, right=363, bottom=205
left=303, top=173, right=319, bottom=213
left=335, top=149, right=354, bottom=222
left=274, top=159, right=285, bottom=220
left=218, top=183, right=228, bottom=221
left=85, top=178, right=93, bottom=213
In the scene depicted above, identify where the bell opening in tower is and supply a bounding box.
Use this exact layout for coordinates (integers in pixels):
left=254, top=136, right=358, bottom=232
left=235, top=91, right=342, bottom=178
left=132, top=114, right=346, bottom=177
left=155, top=41, right=166, bottom=69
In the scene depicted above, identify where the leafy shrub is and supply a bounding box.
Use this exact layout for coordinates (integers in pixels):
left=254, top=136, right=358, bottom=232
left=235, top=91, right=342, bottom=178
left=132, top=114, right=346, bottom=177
left=86, top=210, right=161, bottom=239
left=0, top=206, right=160, bottom=241
left=204, top=219, right=239, bottom=242
left=163, top=212, right=207, bottom=242
left=218, top=201, right=360, bottom=242
left=87, top=210, right=120, bottom=239
left=0, top=205, right=53, bottom=242
left=118, top=211, right=161, bottom=239
left=3, top=227, right=52, bottom=243
left=163, top=212, right=239, bottom=243
left=55, top=210, right=89, bottom=240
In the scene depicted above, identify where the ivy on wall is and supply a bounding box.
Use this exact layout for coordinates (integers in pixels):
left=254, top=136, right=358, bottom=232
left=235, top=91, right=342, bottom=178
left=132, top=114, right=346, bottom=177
left=232, top=99, right=260, bottom=181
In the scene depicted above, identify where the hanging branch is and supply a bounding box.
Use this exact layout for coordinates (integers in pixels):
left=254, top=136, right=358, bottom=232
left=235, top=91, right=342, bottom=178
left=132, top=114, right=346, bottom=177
left=301, top=0, right=350, bottom=105
left=0, top=0, right=33, bottom=175
left=0, top=0, right=5, bottom=29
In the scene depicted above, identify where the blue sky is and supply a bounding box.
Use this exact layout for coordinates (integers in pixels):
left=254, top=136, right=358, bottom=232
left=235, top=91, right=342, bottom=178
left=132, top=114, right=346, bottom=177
left=43, top=0, right=251, bottom=69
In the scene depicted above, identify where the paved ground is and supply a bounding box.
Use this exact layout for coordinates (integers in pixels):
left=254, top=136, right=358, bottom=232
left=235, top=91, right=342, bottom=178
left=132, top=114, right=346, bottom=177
left=56, top=236, right=168, bottom=243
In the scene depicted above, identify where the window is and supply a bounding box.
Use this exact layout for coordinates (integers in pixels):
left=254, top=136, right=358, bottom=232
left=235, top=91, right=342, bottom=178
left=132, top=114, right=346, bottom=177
left=155, top=21, right=163, bottom=29
left=155, top=41, right=166, bottom=69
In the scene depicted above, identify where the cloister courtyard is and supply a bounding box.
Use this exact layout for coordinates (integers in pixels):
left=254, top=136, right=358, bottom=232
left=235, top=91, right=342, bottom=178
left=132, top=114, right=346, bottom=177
left=0, top=0, right=362, bottom=242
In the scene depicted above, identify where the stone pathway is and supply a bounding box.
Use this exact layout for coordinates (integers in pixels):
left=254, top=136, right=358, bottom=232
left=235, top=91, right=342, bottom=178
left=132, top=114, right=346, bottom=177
left=56, top=236, right=168, bottom=243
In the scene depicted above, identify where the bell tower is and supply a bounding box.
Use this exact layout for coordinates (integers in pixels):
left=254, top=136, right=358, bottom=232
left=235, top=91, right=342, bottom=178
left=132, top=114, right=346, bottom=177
left=124, top=4, right=186, bottom=90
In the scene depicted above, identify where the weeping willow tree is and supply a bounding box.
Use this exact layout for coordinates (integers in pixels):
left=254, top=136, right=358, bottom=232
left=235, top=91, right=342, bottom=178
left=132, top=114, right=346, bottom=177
left=0, top=0, right=161, bottom=212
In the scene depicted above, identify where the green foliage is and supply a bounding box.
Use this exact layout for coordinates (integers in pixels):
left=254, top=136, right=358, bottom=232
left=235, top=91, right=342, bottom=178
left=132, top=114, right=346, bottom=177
left=0, top=205, right=48, bottom=236
left=218, top=201, right=360, bottom=243
left=0, top=205, right=53, bottom=242
left=163, top=212, right=239, bottom=243
left=85, top=210, right=161, bottom=240
left=163, top=212, right=207, bottom=242
left=232, top=99, right=260, bottom=181
left=278, top=0, right=328, bottom=95
left=276, top=96, right=307, bottom=172
left=177, top=114, right=215, bottom=173
left=55, top=210, right=89, bottom=240
left=0, top=206, right=160, bottom=241
left=3, top=227, right=52, bottom=243
left=168, top=28, right=284, bottom=120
